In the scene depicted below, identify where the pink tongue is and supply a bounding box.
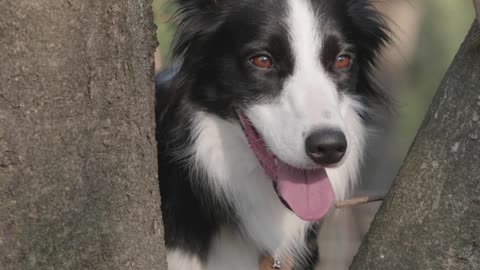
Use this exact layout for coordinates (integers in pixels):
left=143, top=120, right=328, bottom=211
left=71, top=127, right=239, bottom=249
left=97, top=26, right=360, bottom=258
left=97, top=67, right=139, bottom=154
left=276, top=166, right=334, bottom=221
left=238, top=113, right=334, bottom=221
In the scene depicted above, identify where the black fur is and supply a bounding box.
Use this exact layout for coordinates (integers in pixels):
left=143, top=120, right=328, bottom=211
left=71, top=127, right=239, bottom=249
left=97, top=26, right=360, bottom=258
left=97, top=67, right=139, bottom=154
left=156, top=73, right=238, bottom=261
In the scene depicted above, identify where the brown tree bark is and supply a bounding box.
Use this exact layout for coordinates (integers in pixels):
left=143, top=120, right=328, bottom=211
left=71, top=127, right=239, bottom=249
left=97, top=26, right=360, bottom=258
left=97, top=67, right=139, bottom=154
left=350, top=16, right=480, bottom=270
left=0, top=1, right=167, bottom=269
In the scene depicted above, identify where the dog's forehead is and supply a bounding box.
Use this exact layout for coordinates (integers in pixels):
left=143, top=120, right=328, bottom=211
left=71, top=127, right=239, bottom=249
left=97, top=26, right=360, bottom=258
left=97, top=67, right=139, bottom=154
left=283, top=0, right=346, bottom=70
left=286, top=0, right=327, bottom=45
left=255, top=0, right=341, bottom=23
left=225, top=0, right=345, bottom=48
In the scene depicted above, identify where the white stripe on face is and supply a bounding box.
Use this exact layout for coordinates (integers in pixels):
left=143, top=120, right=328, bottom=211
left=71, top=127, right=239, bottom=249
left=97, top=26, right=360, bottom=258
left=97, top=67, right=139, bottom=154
left=247, top=0, right=343, bottom=168
left=245, top=0, right=367, bottom=199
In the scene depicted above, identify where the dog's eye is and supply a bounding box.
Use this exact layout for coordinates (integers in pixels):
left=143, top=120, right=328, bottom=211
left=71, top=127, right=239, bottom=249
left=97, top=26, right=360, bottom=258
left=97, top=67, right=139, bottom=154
left=335, top=54, right=352, bottom=70
left=250, top=55, right=273, bottom=69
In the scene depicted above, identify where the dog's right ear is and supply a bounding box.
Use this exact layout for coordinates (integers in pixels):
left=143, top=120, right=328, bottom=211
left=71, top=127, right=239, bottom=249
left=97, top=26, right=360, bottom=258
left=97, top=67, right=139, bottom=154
left=175, top=0, right=222, bottom=10
left=171, top=0, right=224, bottom=61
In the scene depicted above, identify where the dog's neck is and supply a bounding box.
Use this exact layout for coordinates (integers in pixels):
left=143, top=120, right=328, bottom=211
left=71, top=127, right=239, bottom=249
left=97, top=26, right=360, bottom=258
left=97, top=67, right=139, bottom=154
left=190, top=112, right=313, bottom=258
left=259, top=255, right=293, bottom=270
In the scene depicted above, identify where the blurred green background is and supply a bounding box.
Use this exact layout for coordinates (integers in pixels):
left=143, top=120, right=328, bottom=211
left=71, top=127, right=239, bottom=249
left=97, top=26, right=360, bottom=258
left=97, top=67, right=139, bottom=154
left=393, top=0, right=473, bottom=157
left=153, top=0, right=175, bottom=65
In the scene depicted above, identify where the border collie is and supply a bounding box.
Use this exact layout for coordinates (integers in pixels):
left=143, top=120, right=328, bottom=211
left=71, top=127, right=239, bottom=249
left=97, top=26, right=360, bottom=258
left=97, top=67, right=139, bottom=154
left=156, top=0, right=389, bottom=269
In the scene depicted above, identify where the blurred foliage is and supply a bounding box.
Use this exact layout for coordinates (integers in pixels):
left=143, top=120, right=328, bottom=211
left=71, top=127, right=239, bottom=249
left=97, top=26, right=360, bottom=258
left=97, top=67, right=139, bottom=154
left=153, top=0, right=176, bottom=64
left=395, top=0, right=474, bottom=157
left=152, top=0, right=475, bottom=158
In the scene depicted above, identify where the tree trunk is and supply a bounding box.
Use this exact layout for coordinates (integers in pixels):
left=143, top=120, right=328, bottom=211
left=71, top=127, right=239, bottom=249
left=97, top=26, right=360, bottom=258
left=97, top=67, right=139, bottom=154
left=350, top=20, right=480, bottom=270
left=0, top=1, right=167, bottom=269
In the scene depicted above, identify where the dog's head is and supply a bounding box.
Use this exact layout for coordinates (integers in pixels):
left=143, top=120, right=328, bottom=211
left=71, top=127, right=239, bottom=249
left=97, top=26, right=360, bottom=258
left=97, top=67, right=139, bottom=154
left=172, top=0, right=389, bottom=221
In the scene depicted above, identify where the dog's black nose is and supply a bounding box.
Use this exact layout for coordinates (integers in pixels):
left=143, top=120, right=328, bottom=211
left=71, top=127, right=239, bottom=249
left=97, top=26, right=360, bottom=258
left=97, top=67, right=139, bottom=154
left=305, top=129, right=347, bottom=166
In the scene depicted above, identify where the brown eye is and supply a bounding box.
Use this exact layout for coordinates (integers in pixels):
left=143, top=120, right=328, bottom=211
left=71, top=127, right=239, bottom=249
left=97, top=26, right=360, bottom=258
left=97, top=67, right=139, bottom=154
left=250, top=55, right=273, bottom=69
left=335, top=54, right=352, bottom=69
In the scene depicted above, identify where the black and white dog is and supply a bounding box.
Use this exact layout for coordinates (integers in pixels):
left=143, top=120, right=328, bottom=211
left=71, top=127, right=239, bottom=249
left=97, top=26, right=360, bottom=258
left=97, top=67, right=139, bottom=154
left=156, top=0, right=389, bottom=269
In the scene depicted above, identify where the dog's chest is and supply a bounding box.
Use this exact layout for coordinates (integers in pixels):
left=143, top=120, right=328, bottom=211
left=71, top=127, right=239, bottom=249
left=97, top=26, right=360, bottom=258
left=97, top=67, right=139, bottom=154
left=166, top=229, right=259, bottom=270
left=206, top=229, right=260, bottom=270
left=167, top=228, right=296, bottom=270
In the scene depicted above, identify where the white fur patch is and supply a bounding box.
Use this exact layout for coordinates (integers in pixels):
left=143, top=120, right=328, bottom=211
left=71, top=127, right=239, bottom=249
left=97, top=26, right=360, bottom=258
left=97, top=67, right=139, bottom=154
left=167, top=250, right=204, bottom=270
left=325, top=96, right=368, bottom=200
left=207, top=228, right=259, bottom=270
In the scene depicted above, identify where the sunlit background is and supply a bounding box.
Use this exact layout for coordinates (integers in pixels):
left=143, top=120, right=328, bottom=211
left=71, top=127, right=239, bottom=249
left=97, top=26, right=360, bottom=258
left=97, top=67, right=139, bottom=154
left=153, top=0, right=475, bottom=268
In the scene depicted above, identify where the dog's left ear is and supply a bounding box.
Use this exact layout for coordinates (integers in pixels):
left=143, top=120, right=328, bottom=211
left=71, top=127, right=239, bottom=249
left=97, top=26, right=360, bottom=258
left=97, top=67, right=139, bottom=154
left=346, top=0, right=390, bottom=58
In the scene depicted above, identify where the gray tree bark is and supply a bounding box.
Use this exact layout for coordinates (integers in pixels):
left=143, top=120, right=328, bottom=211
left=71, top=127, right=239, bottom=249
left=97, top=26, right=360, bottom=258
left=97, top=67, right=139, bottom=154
left=0, top=1, right=167, bottom=269
left=350, top=14, right=480, bottom=270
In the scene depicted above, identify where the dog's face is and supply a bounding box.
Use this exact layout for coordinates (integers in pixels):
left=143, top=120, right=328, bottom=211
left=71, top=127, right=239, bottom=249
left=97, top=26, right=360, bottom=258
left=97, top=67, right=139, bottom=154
left=174, top=0, right=388, bottom=220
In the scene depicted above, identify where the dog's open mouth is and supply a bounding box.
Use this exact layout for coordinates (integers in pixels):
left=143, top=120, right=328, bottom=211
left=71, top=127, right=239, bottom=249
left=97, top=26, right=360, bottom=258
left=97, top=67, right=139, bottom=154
left=238, top=113, right=335, bottom=222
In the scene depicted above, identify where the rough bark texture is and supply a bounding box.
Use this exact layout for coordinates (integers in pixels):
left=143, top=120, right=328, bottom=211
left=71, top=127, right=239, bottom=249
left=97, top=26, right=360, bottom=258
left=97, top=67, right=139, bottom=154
left=350, top=22, right=480, bottom=270
left=0, top=1, right=167, bottom=269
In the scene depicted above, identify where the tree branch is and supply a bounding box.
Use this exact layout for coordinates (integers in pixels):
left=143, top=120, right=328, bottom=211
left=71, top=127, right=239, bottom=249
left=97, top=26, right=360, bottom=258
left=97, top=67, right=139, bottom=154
left=335, top=195, right=385, bottom=209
